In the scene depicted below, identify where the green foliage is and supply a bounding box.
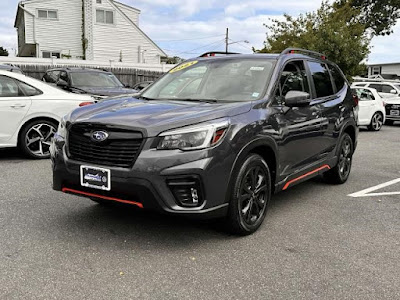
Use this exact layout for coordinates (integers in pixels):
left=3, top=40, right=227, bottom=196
left=0, top=46, right=9, bottom=56
left=161, top=56, right=184, bottom=64
left=257, top=1, right=370, bottom=77
left=335, top=0, right=400, bottom=36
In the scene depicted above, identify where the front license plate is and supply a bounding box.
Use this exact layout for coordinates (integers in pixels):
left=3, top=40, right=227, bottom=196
left=390, top=110, right=399, bottom=116
left=80, top=166, right=111, bottom=191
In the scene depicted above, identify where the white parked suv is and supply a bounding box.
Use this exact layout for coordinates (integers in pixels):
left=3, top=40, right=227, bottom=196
left=352, top=81, right=400, bottom=98
left=0, top=70, right=94, bottom=158
left=351, top=86, right=386, bottom=131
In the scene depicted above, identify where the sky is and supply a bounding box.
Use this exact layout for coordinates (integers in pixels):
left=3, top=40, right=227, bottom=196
left=1, top=0, right=399, bottom=64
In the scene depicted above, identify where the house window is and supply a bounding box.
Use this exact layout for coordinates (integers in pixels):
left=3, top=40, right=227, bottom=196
left=372, top=66, right=381, bottom=75
left=96, top=9, right=114, bottom=24
left=42, top=51, right=61, bottom=59
left=38, top=9, right=58, bottom=19
left=96, top=0, right=102, bottom=3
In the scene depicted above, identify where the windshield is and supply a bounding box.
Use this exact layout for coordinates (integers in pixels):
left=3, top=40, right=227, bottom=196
left=393, top=84, right=400, bottom=90
left=70, top=72, right=123, bottom=88
left=142, top=58, right=276, bottom=101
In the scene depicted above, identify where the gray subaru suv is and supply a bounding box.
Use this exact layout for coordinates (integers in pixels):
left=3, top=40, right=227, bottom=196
left=51, top=49, right=358, bottom=235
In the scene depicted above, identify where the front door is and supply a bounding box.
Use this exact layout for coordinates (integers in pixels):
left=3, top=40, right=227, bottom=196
left=268, top=60, right=324, bottom=178
left=0, top=75, right=32, bottom=144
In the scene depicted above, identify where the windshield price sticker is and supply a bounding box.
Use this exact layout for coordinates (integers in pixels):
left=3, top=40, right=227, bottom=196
left=170, top=61, right=198, bottom=73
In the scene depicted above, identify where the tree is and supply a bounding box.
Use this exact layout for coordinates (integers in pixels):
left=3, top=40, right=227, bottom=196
left=0, top=47, right=9, bottom=56
left=161, top=56, right=184, bottom=64
left=257, top=1, right=370, bottom=77
left=335, top=0, right=400, bottom=36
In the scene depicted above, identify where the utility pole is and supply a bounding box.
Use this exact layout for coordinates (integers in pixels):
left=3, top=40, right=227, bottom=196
left=225, top=28, right=229, bottom=53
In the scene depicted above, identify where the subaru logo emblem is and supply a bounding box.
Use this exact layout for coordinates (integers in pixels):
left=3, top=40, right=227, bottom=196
left=91, top=131, right=109, bottom=142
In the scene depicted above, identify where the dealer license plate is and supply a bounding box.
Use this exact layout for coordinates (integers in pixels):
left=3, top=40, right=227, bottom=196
left=80, top=166, right=111, bottom=191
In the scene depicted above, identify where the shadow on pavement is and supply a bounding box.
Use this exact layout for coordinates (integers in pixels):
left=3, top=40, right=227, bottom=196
left=0, top=148, right=26, bottom=161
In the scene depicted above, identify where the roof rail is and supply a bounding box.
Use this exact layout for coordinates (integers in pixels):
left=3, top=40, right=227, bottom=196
left=281, top=48, right=328, bottom=60
left=353, top=75, right=400, bottom=83
left=199, top=51, right=240, bottom=58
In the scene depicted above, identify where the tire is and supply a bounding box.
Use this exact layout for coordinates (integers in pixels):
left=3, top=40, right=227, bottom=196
left=385, top=120, right=394, bottom=126
left=225, top=154, right=271, bottom=235
left=323, top=133, right=353, bottom=184
left=368, top=112, right=383, bottom=131
left=19, top=119, right=58, bottom=159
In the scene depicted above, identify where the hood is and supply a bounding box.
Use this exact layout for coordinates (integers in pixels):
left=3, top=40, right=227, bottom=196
left=77, top=87, right=138, bottom=97
left=69, top=97, right=252, bottom=137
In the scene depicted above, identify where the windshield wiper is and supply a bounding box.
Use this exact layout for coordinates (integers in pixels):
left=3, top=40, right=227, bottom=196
left=69, top=86, right=90, bottom=94
left=138, top=96, right=155, bottom=100
left=172, top=98, right=219, bottom=103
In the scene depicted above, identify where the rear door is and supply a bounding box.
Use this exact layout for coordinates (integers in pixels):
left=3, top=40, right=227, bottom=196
left=353, top=88, right=376, bottom=124
left=307, top=61, right=348, bottom=157
left=0, top=75, right=33, bottom=143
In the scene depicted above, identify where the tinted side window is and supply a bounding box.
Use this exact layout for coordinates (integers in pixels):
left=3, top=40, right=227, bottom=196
left=18, top=81, right=42, bottom=96
left=0, top=76, right=24, bottom=97
left=353, top=83, right=366, bottom=87
left=369, top=84, right=382, bottom=92
left=381, top=84, right=394, bottom=93
left=308, top=62, right=334, bottom=98
left=275, top=60, right=310, bottom=102
left=45, top=71, right=60, bottom=83
left=328, top=65, right=345, bottom=91
left=60, top=71, right=69, bottom=83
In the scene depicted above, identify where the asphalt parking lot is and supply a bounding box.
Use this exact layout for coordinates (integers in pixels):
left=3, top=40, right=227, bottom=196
left=0, top=125, right=399, bottom=300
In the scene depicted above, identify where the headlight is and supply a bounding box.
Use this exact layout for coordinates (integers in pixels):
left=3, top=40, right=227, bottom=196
left=158, top=120, right=229, bottom=151
left=55, top=116, right=67, bottom=140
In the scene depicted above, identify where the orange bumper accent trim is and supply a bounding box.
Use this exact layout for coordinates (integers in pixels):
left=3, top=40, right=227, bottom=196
left=62, top=187, right=144, bottom=208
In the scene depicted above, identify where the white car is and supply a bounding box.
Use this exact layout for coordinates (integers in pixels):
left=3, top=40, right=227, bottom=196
left=0, top=70, right=94, bottom=158
left=351, top=86, right=386, bottom=131
left=352, top=81, right=400, bottom=98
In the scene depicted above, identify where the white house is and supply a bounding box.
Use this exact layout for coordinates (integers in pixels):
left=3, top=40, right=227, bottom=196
left=368, top=62, right=400, bottom=80
left=14, top=0, right=166, bottom=64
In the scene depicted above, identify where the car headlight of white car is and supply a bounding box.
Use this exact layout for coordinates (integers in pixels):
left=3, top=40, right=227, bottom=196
left=54, top=116, right=67, bottom=141
left=157, top=120, right=230, bottom=151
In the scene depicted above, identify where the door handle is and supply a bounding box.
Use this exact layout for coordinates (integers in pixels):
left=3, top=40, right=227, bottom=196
left=10, top=104, right=26, bottom=108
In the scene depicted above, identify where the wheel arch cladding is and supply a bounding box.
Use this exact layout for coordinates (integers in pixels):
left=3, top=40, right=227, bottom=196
left=18, top=117, right=59, bottom=146
left=228, top=141, right=278, bottom=199
left=343, top=125, right=356, bottom=148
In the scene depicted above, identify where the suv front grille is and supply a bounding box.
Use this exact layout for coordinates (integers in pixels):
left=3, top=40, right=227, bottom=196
left=67, top=124, right=143, bottom=168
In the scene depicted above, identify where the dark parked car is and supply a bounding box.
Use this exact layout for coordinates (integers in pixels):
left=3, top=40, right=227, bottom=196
left=0, top=64, right=23, bottom=74
left=51, top=49, right=358, bottom=235
left=42, top=68, right=138, bottom=98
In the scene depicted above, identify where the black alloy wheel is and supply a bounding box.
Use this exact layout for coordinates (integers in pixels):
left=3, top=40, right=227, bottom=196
left=323, top=133, right=353, bottom=184
left=226, top=154, right=271, bottom=235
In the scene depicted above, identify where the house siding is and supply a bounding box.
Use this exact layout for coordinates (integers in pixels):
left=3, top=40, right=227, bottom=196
left=24, top=11, right=35, bottom=44
left=23, top=0, right=84, bottom=59
left=382, top=65, right=400, bottom=76
left=92, top=0, right=163, bottom=64
left=114, top=2, right=139, bottom=25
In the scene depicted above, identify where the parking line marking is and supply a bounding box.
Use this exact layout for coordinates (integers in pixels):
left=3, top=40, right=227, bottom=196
left=348, top=178, right=400, bottom=198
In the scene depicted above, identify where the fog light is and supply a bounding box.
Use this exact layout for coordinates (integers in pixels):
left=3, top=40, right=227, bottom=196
left=191, top=188, right=199, bottom=204
left=167, top=177, right=203, bottom=207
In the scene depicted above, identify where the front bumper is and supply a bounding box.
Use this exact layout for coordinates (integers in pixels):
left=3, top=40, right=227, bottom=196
left=51, top=139, right=234, bottom=219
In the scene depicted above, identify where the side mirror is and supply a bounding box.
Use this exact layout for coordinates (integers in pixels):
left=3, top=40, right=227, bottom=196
left=284, top=91, right=311, bottom=107
left=390, top=89, right=397, bottom=95
left=57, top=79, right=69, bottom=89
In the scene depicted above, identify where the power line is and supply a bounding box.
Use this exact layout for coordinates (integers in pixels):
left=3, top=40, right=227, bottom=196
left=166, top=39, right=226, bottom=56
left=155, top=34, right=225, bottom=42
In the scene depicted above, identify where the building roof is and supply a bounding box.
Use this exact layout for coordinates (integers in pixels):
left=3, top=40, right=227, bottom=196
left=367, top=62, right=400, bottom=66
